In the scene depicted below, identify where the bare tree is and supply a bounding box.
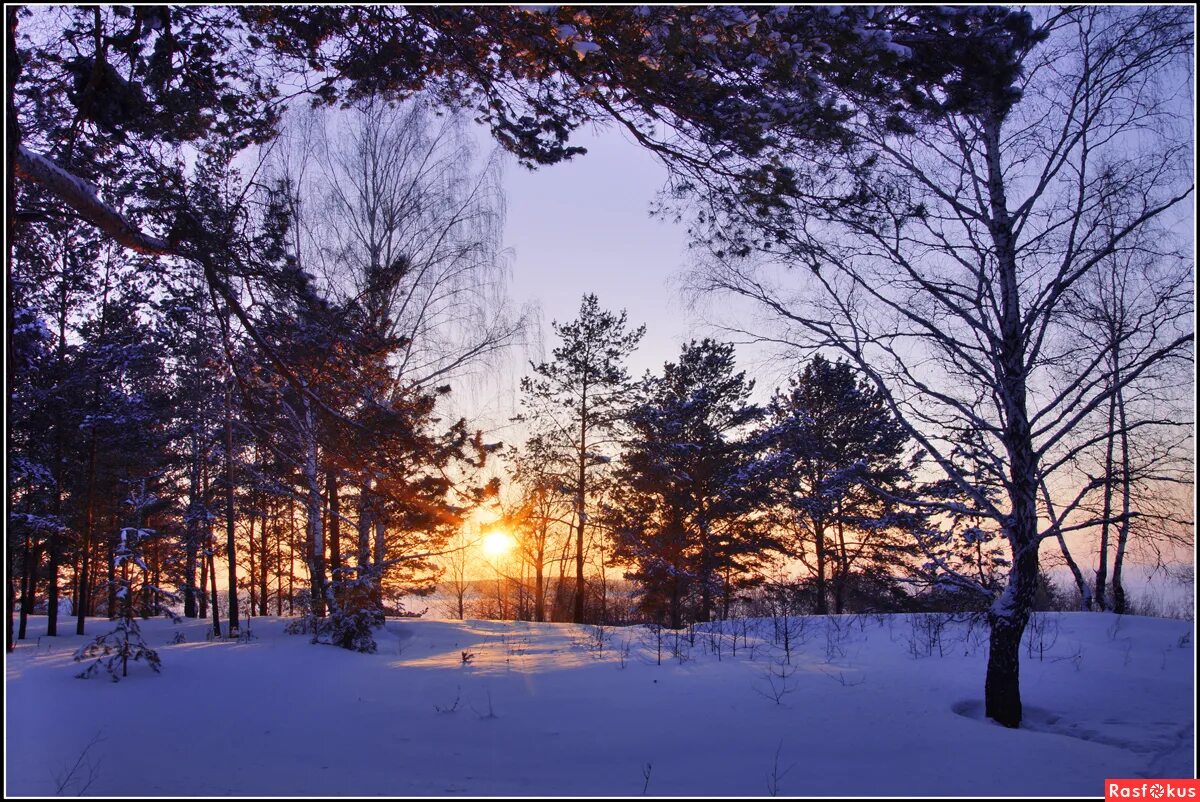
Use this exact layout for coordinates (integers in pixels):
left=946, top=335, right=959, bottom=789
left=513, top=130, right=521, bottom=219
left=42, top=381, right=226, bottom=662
left=267, top=95, right=526, bottom=605
left=505, top=444, right=574, bottom=623
left=441, top=525, right=479, bottom=620
left=686, top=7, right=1192, bottom=726
left=1053, top=227, right=1193, bottom=613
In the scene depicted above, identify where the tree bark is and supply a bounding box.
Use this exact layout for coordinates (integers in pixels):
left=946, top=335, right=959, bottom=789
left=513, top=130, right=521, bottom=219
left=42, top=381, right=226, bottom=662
left=198, top=534, right=208, bottom=619
left=813, top=520, right=828, bottom=615
left=74, top=436, right=98, bottom=635
left=17, top=528, right=34, bottom=639
left=834, top=513, right=849, bottom=615
left=302, top=398, right=333, bottom=618
left=184, top=440, right=200, bottom=617
left=1111, top=363, right=1131, bottom=614
left=327, top=467, right=341, bottom=602
left=259, top=497, right=270, bottom=616
left=574, top=389, right=588, bottom=624
left=3, top=6, right=17, bottom=655
left=248, top=499, right=257, bottom=616
left=208, top=542, right=221, bottom=637
left=224, top=371, right=240, bottom=637
left=982, top=116, right=1039, bottom=729
left=1095, top=386, right=1117, bottom=612
left=534, top=550, right=545, bottom=623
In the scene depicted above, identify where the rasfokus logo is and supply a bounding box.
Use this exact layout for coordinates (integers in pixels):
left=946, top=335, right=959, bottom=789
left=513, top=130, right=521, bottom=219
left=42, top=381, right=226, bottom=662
left=1107, top=780, right=1200, bottom=800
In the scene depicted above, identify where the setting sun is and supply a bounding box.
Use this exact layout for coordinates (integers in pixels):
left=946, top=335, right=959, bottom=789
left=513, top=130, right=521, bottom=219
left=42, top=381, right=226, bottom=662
left=480, top=529, right=516, bottom=560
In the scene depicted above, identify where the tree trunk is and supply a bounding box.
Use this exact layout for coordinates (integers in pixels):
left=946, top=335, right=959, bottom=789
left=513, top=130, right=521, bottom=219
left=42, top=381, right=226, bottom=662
left=184, top=433, right=201, bottom=618
left=668, top=574, right=682, bottom=630
left=207, top=543, right=221, bottom=637
left=327, top=467, right=341, bottom=602
left=224, top=377, right=240, bottom=637
left=813, top=520, right=828, bottom=615
left=74, top=436, right=98, bottom=635
left=248, top=501, right=257, bottom=616
left=372, top=518, right=386, bottom=608
left=698, top=516, right=712, bottom=623
left=4, top=6, right=17, bottom=654
left=574, top=393, right=588, bottom=624
left=573, top=506, right=586, bottom=623
left=356, top=480, right=371, bottom=563
left=198, top=539, right=208, bottom=619
left=834, top=514, right=849, bottom=615
left=721, top=566, right=732, bottom=621
left=74, top=260, right=113, bottom=635
left=106, top=529, right=116, bottom=620
left=982, top=116, right=1039, bottom=729
left=302, top=399, right=332, bottom=618
left=1095, top=385, right=1117, bottom=612
left=534, top=555, right=545, bottom=623
left=17, top=529, right=34, bottom=639
left=259, top=499, right=269, bottom=616
left=287, top=498, right=295, bottom=616
left=1111, top=366, right=1131, bottom=614
left=151, top=536, right=161, bottom=617
left=275, top=498, right=284, bottom=616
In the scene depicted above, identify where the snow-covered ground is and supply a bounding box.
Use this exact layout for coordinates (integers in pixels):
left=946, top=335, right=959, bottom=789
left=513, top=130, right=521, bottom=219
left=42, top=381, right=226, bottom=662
left=5, top=612, right=1194, bottom=796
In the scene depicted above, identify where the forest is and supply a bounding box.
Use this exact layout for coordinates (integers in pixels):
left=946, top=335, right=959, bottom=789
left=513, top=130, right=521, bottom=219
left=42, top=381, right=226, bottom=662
left=6, top=4, right=1194, bottom=738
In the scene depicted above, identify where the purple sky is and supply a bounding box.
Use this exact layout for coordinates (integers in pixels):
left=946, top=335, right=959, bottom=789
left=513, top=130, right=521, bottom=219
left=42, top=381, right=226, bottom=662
left=467, top=121, right=783, bottom=434
left=500, top=123, right=697, bottom=377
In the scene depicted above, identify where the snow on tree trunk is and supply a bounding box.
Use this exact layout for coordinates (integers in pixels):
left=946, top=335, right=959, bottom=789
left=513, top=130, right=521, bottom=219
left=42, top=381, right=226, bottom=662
left=983, top=117, right=1039, bottom=729
left=302, top=397, right=331, bottom=619
left=574, top=392, right=588, bottom=625
left=327, top=467, right=341, bottom=604
left=1111, top=365, right=1132, bottom=615
left=224, top=377, right=240, bottom=637
left=184, top=437, right=200, bottom=619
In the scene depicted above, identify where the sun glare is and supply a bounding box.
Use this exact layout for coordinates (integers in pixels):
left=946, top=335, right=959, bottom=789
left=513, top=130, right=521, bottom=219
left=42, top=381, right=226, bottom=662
left=481, top=529, right=516, bottom=560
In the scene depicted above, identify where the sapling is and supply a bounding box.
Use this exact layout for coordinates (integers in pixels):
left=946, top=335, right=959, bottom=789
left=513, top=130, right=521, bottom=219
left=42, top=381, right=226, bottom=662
left=53, top=732, right=104, bottom=795
left=75, top=527, right=180, bottom=681
left=766, top=741, right=795, bottom=797
left=755, top=656, right=799, bottom=705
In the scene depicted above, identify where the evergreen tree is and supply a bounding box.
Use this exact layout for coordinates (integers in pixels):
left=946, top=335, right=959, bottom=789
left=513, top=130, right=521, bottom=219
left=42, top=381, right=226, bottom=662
left=608, top=339, right=770, bottom=627
left=760, top=355, right=920, bottom=614
left=74, top=515, right=179, bottom=682
left=518, top=294, right=644, bottom=623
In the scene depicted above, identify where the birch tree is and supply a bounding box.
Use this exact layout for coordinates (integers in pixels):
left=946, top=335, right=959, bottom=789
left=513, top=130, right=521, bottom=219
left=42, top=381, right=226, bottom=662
left=685, top=6, right=1193, bottom=726
left=1051, top=225, right=1193, bottom=613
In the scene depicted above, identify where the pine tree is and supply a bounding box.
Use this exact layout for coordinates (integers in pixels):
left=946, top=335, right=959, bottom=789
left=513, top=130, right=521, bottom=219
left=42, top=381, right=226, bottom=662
left=75, top=492, right=180, bottom=682
left=760, top=356, right=920, bottom=614
left=608, top=339, right=771, bottom=627
left=518, top=294, right=644, bottom=624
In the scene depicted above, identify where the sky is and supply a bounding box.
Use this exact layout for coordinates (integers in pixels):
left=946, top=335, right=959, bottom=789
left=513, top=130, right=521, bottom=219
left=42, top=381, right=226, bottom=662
left=501, top=123, right=697, bottom=377
left=456, top=119, right=785, bottom=445
left=450, top=117, right=1193, bottom=580
left=454, top=121, right=698, bottom=441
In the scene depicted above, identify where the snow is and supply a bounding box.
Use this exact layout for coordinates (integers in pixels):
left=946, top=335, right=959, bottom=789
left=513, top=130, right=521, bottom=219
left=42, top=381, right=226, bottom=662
left=5, top=612, right=1193, bottom=795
